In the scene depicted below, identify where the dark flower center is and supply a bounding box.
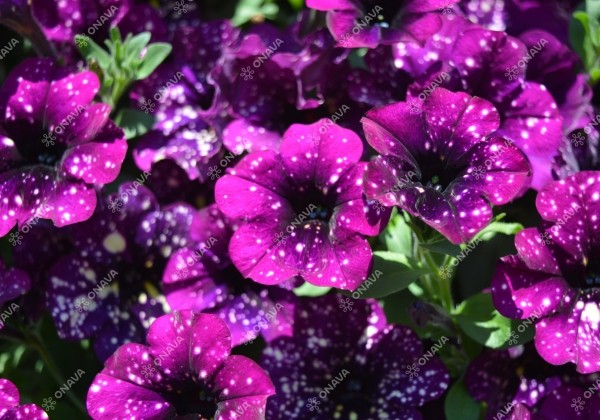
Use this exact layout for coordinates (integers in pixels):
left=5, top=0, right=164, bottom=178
left=288, top=188, right=333, bottom=224
left=361, top=0, right=400, bottom=28
left=419, top=155, right=463, bottom=192
left=164, top=382, right=218, bottom=418
left=328, top=370, right=373, bottom=413
left=13, top=129, right=66, bottom=167
left=584, top=274, right=600, bottom=287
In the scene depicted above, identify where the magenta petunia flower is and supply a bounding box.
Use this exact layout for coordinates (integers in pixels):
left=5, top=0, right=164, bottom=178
left=0, top=379, right=48, bottom=419
left=261, top=294, right=449, bottom=418
left=162, top=204, right=298, bottom=346
left=363, top=88, right=531, bottom=244
left=0, top=58, right=127, bottom=237
left=215, top=120, right=391, bottom=291
left=492, top=171, right=600, bottom=373
left=407, top=25, right=563, bottom=189
left=30, top=0, right=130, bottom=43
left=86, top=311, right=275, bottom=419
left=306, top=0, right=461, bottom=48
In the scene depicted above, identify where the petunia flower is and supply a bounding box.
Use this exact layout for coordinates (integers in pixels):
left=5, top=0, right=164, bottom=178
left=162, top=204, right=297, bottom=346
left=407, top=25, right=563, bottom=189
left=492, top=171, right=600, bottom=373
left=306, top=0, right=461, bottom=48
left=45, top=183, right=193, bottom=360
left=0, top=262, right=29, bottom=329
left=0, top=379, right=48, bottom=419
left=261, top=294, right=449, bottom=419
left=0, top=58, right=127, bottom=237
left=215, top=120, right=391, bottom=291
left=211, top=21, right=342, bottom=153
left=363, top=88, right=531, bottom=244
left=466, top=345, right=600, bottom=418
left=86, top=311, right=275, bottom=419
left=131, top=20, right=240, bottom=181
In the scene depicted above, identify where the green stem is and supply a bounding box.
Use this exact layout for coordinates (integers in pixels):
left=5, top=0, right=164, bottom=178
left=23, top=331, right=87, bottom=415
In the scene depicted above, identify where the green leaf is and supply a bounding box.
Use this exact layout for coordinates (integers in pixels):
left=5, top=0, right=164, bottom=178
left=444, top=379, right=482, bottom=420
left=591, top=67, right=600, bottom=84
left=232, top=0, right=279, bottom=26
left=475, top=221, right=524, bottom=241
left=587, top=0, right=600, bottom=21
left=113, top=109, right=155, bottom=140
left=570, top=11, right=589, bottom=63
left=124, top=32, right=151, bottom=63
left=420, top=238, right=462, bottom=257
left=381, top=210, right=413, bottom=256
left=75, top=35, right=111, bottom=69
left=293, top=282, right=331, bottom=297
left=454, top=293, right=516, bottom=349
left=288, top=0, right=304, bottom=10
left=348, top=251, right=428, bottom=299
left=135, top=43, right=172, bottom=80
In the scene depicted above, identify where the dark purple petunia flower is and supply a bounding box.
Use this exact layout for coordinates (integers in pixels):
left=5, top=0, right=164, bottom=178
left=215, top=120, right=391, bottom=291
left=0, top=58, right=127, bottom=237
left=466, top=345, right=600, bottom=418
left=131, top=20, right=239, bottom=182
left=492, top=171, right=600, bottom=373
left=363, top=88, right=531, bottom=244
left=306, top=0, right=461, bottom=48
left=0, top=379, right=48, bottom=419
left=262, top=294, right=449, bottom=419
left=162, top=204, right=297, bottom=346
left=212, top=21, right=342, bottom=153
left=45, top=183, right=193, bottom=360
left=86, top=311, right=275, bottom=419
left=0, top=262, right=29, bottom=329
